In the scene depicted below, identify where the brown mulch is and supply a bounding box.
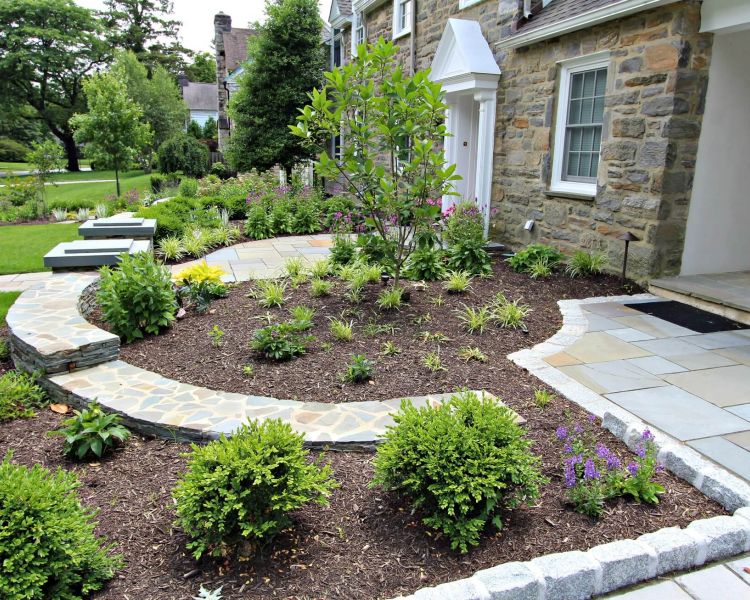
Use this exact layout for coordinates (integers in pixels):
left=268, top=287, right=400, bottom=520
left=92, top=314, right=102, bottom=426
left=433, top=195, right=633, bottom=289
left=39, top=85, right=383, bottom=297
left=116, top=259, right=638, bottom=403
left=1, top=270, right=728, bottom=599
left=0, top=405, right=725, bottom=600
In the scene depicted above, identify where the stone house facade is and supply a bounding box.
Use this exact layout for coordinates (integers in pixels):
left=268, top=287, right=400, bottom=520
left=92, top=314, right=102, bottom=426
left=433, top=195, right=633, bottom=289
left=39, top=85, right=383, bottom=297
left=327, top=0, right=737, bottom=282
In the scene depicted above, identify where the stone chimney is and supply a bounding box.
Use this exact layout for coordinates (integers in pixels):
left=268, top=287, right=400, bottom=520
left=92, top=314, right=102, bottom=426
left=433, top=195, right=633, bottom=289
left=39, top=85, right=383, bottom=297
left=214, top=12, right=232, bottom=35
left=215, top=12, right=232, bottom=152
left=177, top=74, right=189, bottom=91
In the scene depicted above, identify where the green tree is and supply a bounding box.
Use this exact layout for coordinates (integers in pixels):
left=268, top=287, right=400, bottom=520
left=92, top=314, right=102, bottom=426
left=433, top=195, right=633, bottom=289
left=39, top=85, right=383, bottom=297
left=111, top=51, right=188, bottom=165
left=0, top=0, right=109, bottom=171
left=27, top=140, right=65, bottom=205
left=228, top=0, right=325, bottom=177
left=291, top=39, right=458, bottom=285
left=71, top=73, right=152, bottom=196
left=101, top=0, right=190, bottom=76
left=202, top=117, right=218, bottom=141
left=185, top=51, right=216, bottom=83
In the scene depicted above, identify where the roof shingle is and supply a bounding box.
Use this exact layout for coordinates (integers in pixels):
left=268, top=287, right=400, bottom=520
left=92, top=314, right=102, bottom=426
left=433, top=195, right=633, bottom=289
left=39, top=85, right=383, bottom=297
left=181, top=81, right=218, bottom=112
left=516, top=0, right=619, bottom=34
left=223, top=27, right=255, bottom=74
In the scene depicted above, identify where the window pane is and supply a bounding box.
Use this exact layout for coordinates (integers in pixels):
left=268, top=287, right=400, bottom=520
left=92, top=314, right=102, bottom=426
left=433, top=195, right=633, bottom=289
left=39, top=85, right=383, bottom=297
left=571, top=73, right=583, bottom=99
left=568, top=99, right=581, bottom=125
left=595, top=69, right=607, bottom=96
left=593, top=127, right=601, bottom=149
left=567, top=153, right=580, bottom=177
left=580, top=98, right=594, bottom=124
left=569, top=128, right=582, bottom=152
left=580, top=127, right=595, bottom=152
left=582, top=71, right=596, bottom=97
left=593, top=97, right=604, bottom=123
left=589, top=153, right=599, bottom=178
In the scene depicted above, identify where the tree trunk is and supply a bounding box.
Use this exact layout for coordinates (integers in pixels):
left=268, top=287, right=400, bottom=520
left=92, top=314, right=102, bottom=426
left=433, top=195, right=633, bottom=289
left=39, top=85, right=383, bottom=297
left=61, top=134, right=80, bottom=172
left=115, top=164, right=121, bottom=197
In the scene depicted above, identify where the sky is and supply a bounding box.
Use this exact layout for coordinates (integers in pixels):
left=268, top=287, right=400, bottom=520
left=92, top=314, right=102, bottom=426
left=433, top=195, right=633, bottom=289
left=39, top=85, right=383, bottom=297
left=76, top=0, right=333, bottom=54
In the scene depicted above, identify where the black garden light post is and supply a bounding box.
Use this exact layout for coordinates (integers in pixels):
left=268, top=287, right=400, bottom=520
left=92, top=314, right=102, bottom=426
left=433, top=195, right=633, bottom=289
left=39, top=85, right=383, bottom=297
left=618, top=231, right=640, bottom=283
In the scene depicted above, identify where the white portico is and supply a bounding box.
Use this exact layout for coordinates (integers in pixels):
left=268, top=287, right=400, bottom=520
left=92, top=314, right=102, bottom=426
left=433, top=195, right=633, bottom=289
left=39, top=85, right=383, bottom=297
left=430, top=19, right=501, bottom=237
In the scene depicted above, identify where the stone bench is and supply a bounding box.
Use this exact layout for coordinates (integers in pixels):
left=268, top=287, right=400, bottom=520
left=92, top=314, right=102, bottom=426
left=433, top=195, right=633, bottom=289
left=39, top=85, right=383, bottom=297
left=43, top=239, right=152, bottom=270
left=79, top=217, right=156, bottom=241
left=6, top=274, right=119, bottom=374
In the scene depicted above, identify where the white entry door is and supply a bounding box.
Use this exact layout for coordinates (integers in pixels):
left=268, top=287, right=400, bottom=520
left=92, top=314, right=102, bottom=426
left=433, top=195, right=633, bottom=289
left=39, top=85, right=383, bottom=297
left=443, top=93, right=479, bottom=214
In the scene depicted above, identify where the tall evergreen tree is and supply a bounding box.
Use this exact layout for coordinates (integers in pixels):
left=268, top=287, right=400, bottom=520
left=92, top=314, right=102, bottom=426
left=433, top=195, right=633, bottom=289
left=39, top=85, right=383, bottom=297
left=0, top=0, right=109, bottom=171
left=101, top=0, right=190, bottom=76
left=228, top=0, right=325, bottom=176
left=185, top=52, right=217, bottom=83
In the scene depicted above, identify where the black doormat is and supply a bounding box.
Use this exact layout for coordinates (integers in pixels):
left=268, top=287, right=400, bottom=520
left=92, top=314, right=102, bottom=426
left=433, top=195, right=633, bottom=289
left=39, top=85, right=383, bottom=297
left=624, top=301, right=749, bottom=333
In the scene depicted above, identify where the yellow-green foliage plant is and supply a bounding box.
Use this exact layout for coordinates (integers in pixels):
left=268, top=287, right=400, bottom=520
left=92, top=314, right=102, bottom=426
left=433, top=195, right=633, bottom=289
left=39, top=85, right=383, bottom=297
left=173, top=261, right=227, bottom=287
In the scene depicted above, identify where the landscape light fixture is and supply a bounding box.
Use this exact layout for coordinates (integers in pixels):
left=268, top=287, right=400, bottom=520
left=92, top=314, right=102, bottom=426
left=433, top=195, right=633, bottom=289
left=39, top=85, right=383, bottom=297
left=618, top=231, right=640, bottom=283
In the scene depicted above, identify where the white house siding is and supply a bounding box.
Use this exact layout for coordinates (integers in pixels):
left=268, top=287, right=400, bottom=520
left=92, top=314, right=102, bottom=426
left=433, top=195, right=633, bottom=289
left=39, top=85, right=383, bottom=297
left=681, top=28, right=750, bottom=275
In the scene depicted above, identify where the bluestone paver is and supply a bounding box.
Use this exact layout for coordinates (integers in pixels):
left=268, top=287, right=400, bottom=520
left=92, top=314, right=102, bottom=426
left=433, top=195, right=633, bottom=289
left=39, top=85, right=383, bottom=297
left=688, top=437, right=750, bottom=480
left=674, top=564, right=750, bottom=599
left=608, top=580, right=693, bottom=599
left=664, top=365, right=750, bottom=407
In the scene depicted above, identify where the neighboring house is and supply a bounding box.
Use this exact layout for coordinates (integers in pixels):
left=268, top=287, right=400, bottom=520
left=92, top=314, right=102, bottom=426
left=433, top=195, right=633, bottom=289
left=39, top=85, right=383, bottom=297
left=325, top=0, right=750, bottom=284
left=177, top=76, right=219, bottom=128
left=214, top=13, right=255, bottom=151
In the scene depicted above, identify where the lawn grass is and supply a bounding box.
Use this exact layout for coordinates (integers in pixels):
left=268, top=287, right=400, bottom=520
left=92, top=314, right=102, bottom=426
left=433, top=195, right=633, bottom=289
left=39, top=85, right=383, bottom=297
left=0, top=291, right=21, bottom=324
left=45, top=172, right=151, bottom=209
left=0, top=223, right=81, bottom=274
left=0, top=160, right=91, bottom=173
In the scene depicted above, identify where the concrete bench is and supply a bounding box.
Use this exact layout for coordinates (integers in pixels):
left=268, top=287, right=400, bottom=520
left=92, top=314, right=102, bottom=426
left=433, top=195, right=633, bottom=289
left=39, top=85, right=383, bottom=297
left=79, top=217, right=156, bottom=240
left=43, top=239, right=152, bottom=270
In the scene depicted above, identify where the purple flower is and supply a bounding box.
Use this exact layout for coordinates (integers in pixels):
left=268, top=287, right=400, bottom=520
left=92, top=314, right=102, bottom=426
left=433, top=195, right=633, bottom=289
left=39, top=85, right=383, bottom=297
left=564, top=463, right=577, bottom=488
left=635, top=445, right=646, bottom=458
left=587, top=413, right=597, bottom=424
left=642, top=429, right=654, bottom=441
left=555, top=426, right=569, bottom=441
left=569, top=454, right=583, bottom=466
left=595, top=443, right=610, bottom=459
left=655, top=463, right=664, bottom=474
left=606, top=454, right=621, bottom=471
left=583, top=459, right=600, bottom=480
left=573, top=423, right=583, bottom=434
left=563, top=442, right=573, bottom=454
left=627, top=462, right=639, bottom=477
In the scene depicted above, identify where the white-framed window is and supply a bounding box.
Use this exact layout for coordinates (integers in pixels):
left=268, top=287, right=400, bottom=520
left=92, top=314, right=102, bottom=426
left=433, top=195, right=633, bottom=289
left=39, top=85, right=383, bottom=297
left=458, top=0, right=483, bottom=9
left=393, top=0, right=412, bottom=39
left=353, top=11, right=365, bottom=55
left=550, top=53, right=610, bottom=196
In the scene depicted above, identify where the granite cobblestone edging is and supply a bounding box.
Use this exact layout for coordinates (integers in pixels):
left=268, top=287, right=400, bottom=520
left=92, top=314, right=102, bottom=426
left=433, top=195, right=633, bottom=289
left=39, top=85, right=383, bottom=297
left=9, top=279, right=750, bottom=598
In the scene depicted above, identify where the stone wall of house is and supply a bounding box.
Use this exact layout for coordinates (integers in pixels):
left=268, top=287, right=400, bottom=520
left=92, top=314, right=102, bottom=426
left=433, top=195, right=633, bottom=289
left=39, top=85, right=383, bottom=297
left=492, top=0, right=711, bottom=279
left=355, top=0, right=711, bottom=280
left=214, top=13, right=232, bottom=151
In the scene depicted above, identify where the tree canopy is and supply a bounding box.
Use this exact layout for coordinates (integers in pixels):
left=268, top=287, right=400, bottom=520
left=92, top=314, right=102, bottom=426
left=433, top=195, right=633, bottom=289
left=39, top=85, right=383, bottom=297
left=227, top=0, right=325, bottom=175
left=71, top=73, right=152, bottom=195
left=101, top=0, right=190, bottom=76
left=185, top=52, right=216, bottom=83
left=112, top=51, right=188, bottom=162
left=0, top=0, right=109, bottom=171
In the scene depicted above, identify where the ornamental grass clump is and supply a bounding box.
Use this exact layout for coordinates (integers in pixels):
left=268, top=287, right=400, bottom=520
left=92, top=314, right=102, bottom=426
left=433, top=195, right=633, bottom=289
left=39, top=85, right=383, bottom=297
left=0, top=452, right=121, bottom=597
left=97, top=252, right=177, bottom=342
left=371, top=391, right=545, bottom=552
left=557, top=416, right=665, bottom=518
left=173, top=419, right=338, bottom=559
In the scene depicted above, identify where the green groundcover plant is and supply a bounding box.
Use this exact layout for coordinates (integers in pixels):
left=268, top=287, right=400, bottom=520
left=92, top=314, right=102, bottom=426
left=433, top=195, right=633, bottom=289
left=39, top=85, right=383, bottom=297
left=50, top=401, right=131, bottom=460
left=173, top=419, right=338, bottom=559
left=371, top=390, right=545, bottom=552
left=0, top=370, right=47, bottom=421
left=0, top=452, right=121, bottom=598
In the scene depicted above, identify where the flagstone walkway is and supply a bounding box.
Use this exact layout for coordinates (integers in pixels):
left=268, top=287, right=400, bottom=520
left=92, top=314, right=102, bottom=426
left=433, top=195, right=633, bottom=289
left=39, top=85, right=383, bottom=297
left=510, top=295, right=750, bottom=483
left=171, top=233, right=334, bottom=282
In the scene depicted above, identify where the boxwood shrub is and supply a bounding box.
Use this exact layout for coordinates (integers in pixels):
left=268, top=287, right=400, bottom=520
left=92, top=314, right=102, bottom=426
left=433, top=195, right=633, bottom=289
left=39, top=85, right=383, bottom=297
left=0, top=452, right=121, bottom=597
left=371, top=390, right=546, bottom=552
left=173, top=418, right=338, bottom=559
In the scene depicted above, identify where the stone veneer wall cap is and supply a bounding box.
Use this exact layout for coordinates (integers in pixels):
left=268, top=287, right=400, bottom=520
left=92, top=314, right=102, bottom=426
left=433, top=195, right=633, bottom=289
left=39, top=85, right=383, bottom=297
left=587, top=539, right=655, bottom=595
left=685, top=516, right=749, bottom=563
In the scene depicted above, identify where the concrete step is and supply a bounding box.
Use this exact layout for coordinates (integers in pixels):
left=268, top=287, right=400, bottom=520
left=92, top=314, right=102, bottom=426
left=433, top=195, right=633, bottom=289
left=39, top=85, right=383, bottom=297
left=649, top=273, right=750, bottom=327
left=43, top=239, right=152, bottom=270
left=79, top=217, right=156, bottom=240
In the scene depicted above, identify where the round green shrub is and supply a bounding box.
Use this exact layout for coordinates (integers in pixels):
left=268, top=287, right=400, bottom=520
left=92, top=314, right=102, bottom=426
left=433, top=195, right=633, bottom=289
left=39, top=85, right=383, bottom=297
left=178, top=177, right=198, bottom=198
left=173, top=418, right=338, bottom=559
left=0, top=137, right=30, bottom=162
left=0, top=452, right=121, bottom=598
left=97, top=252, right=177, bottom=343
left=157, top=134, right=209, bottom=178
left=371, top=390, right=545, bottom=553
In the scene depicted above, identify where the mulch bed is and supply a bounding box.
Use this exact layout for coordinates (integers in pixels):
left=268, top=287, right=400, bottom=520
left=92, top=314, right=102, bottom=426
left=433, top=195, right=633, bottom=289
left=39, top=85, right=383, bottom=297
left=116, top=258, right=637, bottom=403
left=0, top=270, right=728, bottom=599
left=0, top=403, right=725, bottom=599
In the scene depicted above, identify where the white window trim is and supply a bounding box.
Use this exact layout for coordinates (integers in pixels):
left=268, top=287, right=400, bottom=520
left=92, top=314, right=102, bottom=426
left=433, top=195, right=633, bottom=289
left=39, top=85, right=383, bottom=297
left=550, top=52, right=610, bottom=197
left=352, top=11, right=366, bottom=56
left=459, top=0, right=484, bottom=9
left=393, top=0, right=412, bottom=39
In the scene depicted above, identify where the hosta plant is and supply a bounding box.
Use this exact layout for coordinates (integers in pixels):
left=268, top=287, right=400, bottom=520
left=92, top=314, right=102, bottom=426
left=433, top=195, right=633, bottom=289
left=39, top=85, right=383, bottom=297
left=97, top=252, right=177, bottom=342
left=173, top=418, right=337, bottom=559
left=345, top=354, right=374, bottom=383
left=50, top=401, right=131, bottom=460
left=250, top=322, right=313, bottom=361
left=0, top=453, right=121, bottom=597
left=507, top=244, right=564, bottom=275
left=371, top=391, right=545, bottom=552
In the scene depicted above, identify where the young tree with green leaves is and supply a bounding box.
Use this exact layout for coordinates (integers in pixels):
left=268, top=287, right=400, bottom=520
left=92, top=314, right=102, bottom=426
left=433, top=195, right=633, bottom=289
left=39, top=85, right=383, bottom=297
left=27, top=140, right=65, bottom=205
left=111, top=51, right=188, bottom=166
left=291, top=39, right=459, bottom=286
left=71, top=74, right=152, bottom=196
left=228, top=0, right=325, bottom=178
left=185, top=52, right=217, bottom=83
left=0, top=0, right=109, bottom=171
left=101, top=0, right=190, bottom=76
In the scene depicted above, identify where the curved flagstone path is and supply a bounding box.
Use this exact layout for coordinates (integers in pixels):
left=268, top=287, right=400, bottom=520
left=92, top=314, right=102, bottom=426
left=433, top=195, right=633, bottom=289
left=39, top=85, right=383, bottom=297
left=172, top=233, right=334, bottom=282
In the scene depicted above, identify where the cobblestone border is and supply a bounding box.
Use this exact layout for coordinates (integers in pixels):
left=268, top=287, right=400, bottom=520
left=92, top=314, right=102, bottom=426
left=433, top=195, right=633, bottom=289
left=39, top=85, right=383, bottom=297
left=392, top=294, right=750, bottom=599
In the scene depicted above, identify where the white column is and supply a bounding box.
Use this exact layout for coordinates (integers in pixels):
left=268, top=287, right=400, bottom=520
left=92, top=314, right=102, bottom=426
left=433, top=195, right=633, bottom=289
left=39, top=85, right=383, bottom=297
left=473, top=90, right=497, bottom=239
left=441, top=98, right=457, bottom=213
